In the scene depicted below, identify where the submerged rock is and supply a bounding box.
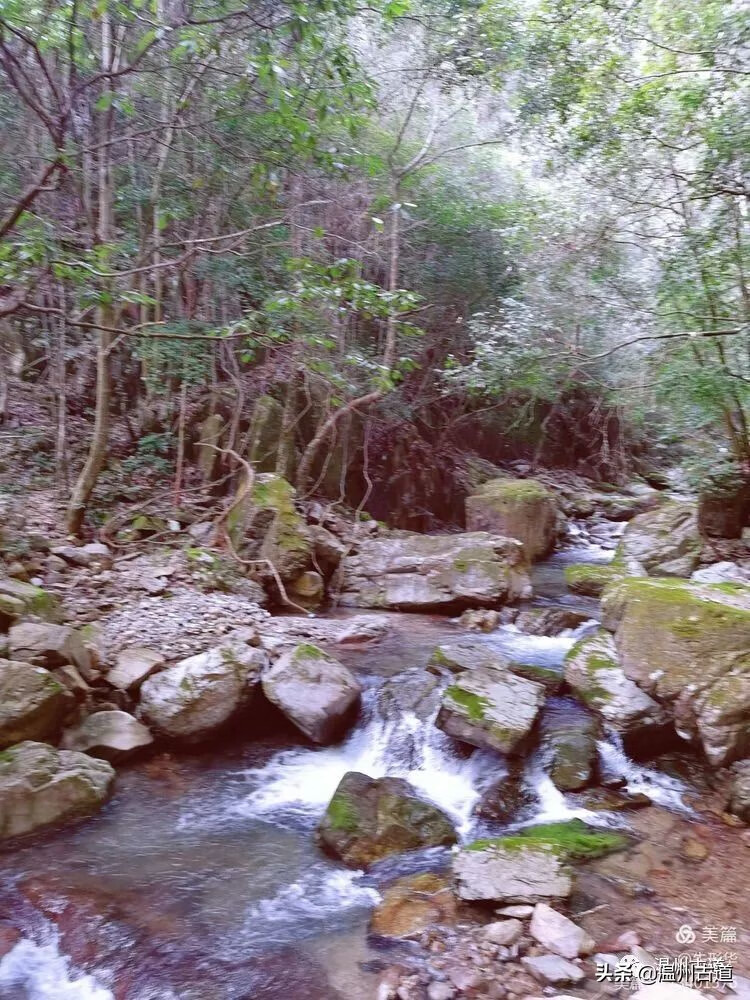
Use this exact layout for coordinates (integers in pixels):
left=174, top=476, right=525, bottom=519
left=261, top=643, right=361, bottom=744
left=335, top=531, right=531, bottom=611
left=465, top=478, right=558, bottom=561
left=435, top=667, right=545, bottom=754
left=0, top=658, right=69, bottom=748
left=474, top=761, right=537, bottom=823
left=138, top=640, right=267, bottom=744
left=61, top=710, right=154, bottom=762
left=369, top=873, right=457, bottom=939
left=0, top=741, right=114, bottom=839
left=514, top=607, right=591, bottom=636
left=541, top=701, right=600, bottom=791
left=316, top=771, right=457, bottom=868
left=615, top=501, right=701, bottom=577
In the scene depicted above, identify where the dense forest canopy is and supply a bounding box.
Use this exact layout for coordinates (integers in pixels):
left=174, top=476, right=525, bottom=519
left=0, top=0, right=748, bottom=531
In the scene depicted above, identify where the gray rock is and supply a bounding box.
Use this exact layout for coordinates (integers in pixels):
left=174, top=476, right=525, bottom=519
left=521, top=954, right=585, bottom=986
left=727, top=760, right=750, bottom=822
left=139, top=640, right=267, bottom=743
left=428, top=640, right=512, bottom=675
left=426, top=984, right=455, bottom=1000
left=0, top=578, right=62, bottom=621
left=496, top=904, right=534, bottom=918
left=564, top=630, right=669, bottom=751
left=8, top=622, right=92, bottom=677
left=262, top=644, right=361, bottom=744
left=335, top=531, right=531, bottom=611
left=692, top=561, right=750, bottom=585
left=0, top=741, right=114, bottom=839
left=61, top=710, right=153, bottom=762
left=436, top=667, right=545, bottom=754
left=0, top=659, right=69, bottom=748
left=107, top=646, right=164, bottom=692
left=453, top=842, right=572, bottom=903
left=529, top=903, right=595, bottom=959
left=465, top=478, right=559, bottom=561
left=51, top=543, right=111, bottom=567
left=0, top=593, right=24, bottom=629
left=483, top=919, right=523, bottom=945
left=616, top=501, right=701, bottom=577
left=541, top=702, right=600, bottom=791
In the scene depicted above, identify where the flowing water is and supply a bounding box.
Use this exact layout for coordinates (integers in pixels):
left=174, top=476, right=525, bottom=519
left=0, top=519, right=692, bottom=1000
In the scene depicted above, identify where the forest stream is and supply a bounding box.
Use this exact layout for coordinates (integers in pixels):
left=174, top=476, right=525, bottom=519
left=0, top=518, right=723, bottom=1000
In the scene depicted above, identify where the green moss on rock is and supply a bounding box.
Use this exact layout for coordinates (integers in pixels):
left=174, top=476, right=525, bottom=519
left=465, top=819, right=630, bottom=861
left=564, top=563, right=622, bottom=597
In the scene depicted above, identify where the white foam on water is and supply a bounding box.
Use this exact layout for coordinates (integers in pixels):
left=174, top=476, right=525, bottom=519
left=234, top=706, right=488, bottom=837
left=524, top=758, right=604, bottom=825
left=0, top=936, right=114, bottom=1000
left=597, top=737, right=692, bottom=812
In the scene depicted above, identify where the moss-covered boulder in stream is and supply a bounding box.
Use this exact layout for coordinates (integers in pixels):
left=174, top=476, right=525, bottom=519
left=453, top=820, right=628, bottom=903
left=603, top=577, right=750, bottom=765
left=435, top=666, right=545, bottom=755
left=316, top=771, right=457, bottom=868
left=465, top=478, right=559, bottom=561
left=0, top=658, right=70, bottom=749
left=541, top=699, right=600, bottom=791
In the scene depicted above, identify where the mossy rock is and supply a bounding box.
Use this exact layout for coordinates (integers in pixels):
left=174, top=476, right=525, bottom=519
left=0, top=578, right=62, bottom=623
left=564, top=563, right=623, bottom=597
left=465, top=478, right=559, bottom=561
left=316, top=771, right=457, bottom=868
left=465, top=819, right=631, bottom=862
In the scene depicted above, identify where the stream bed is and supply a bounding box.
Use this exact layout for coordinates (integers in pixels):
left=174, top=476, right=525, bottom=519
left=0, top=522, right=694, bottom=1000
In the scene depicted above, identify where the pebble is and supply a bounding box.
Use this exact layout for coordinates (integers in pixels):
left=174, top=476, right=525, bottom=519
left=483, top=919, right=523, bottom=946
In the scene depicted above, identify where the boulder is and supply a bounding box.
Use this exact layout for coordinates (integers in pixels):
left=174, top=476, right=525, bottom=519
left=334, top=531, right=531, bottom=611
left=603, top=578, right=750, bottom=765
left=483, top=918, right=523, bottom=945
left=428, top=640, right=513, bottom=676
left=698, top=478, right=750, bottom=539
left=261, top=643, right=361, bottom=744
left=457, top=608, right=501, bottom=632
left=369, top=873, right=457, bottom=939
left=106, top=646, right=164, bottom=692
left=435, top=667, right=545, bottom=754
left=0, top=741, right=114, bottom=839
left=138, top=640, right=267, bottom=744
left=615, top=501, right=701, bottom=577
left=195, top=412, right=225, bottom=481
left=316, top=771, right=457, bottom=868
left=465, top=478, right=558, bottom=561
left=61, top=711, right=154, bottom=762
left=0, top=577, right=62, bottom=621
left=453, top=841, right=572, bottom=904
left=521, top=955, right=585, bottom=987
left=288, top=570, right=325, bottom=609
left=0, top=593, right=24, bottom=630
left=253, top=474, right=312, bottom=582
left=310, top=525, right=347, bottom=574
left=377, top=668, right=441, bottom=721
left=541, top=701, right=600, bottom=791
left=529, top=903, right=595, bottom=959
left=0, top=659, right=69, bottom=748
left=564, top=630, right=669, bottom=754
left=8, top=622, right=92, bottom=678
left=727, top=760, right=750, bottom=823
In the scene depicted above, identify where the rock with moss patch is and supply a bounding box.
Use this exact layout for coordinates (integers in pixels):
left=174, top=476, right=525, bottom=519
left=0, top=577, right=61, bottom=622
left=0, top=658, right=70, bottom=749
left=727, top=760, right=750, bottom=823
left=428, top=640, right=513, bottom=676
left=604, top=578, right=750, bottom=765
left=564, top=563, right=626, bottom=597
left=336, top=532, right=531, bottom=612
left=615, top=502, right=701, bottom=577
left=288, top=570, right=324, bottom=610
left=261, top=643, right=361, bottom=744
left=514, top=607, right=592, bottom=636
left=61, top=710, right=153, bottom=762
left=317, top=771, right=457, bottom=868
left=564, top=630, right=669, bottom=753
left=454, top=819, right=629, bottom=902
left=0, top=741, right=114, bottom=839
left=138, top=640, right=267, bottom=744
left=0, top=593, right=25, bottom=631
left=465, top=478, right=559, bottom=561
left=435, top=667, right=545, bottom=754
